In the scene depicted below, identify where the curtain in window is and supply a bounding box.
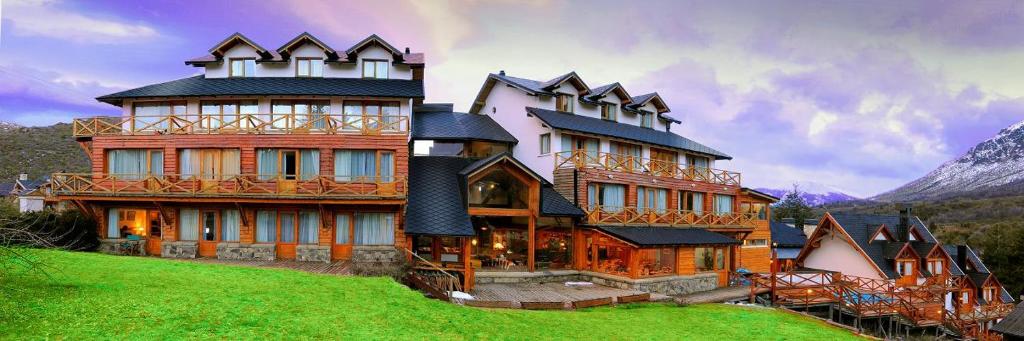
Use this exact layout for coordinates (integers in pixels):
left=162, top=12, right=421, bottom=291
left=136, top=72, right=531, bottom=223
left=221, top=149, right=240, bottom=177
left=179, top=208, right=199, bottom=241
left=715, top=195, right=734, bottom=214
left=654, top=188, right=667, bottom=213
left=637, top=188, right=646, bottom=212
left=149, top=151, right=163, bottom=177
left=584, top=139, right=599, bottom=162
left=381, top=103, right=399, bottom=127
left=257, top=149, right=278, bottom=180
left=221, top=209, right=240, bottom=242
left=279, top=214, right=295, bottom=243
left=688, top=155, right=710, bottom=169
left=107, top=208, right=119, bottom=238
left=107, top=149, right=146, bottom=180
left=560, top=135, right=572, bottom=155
left=354, top=213, right=394, bottom=245
left=335, top=214, right=350, bottom=244
left=587, top=183, right=597, bottom=210
left=602, top=184, right=625, bottom=212
left=379, top=152, right=394, bottom=182
left=179, top=149, right=201, bottom=179
left=692, top=193, right=705, bottom=214
left=256, top=210, right=275, bottom=242
left=334, top=150, right=376, bottom=181
left=299, top=149, right=320, bottom=180
left=298, top=211, right=319, bottom=244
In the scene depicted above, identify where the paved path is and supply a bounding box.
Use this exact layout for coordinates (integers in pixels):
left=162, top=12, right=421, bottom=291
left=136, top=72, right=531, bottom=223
left=188, top=258, right=353, bottom=276
left=675, top=285, right=766, bottom=305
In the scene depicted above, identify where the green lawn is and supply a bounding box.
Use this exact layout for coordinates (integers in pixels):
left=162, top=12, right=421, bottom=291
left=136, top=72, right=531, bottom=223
left=0, top=250, right=862, bottom=340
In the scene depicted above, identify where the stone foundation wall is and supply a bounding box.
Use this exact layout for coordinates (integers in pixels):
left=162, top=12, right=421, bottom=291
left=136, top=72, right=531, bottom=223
left=161, top=241, right=198, bottom=259
left=98, top=239, right=144, bottom=256
left=216, top=243, right=275, bottom=261
left=351, top=246, right=402, bottom=263
left=475, top=270, right=720, bottom=296
left=296, top=245, right=331, bottom=263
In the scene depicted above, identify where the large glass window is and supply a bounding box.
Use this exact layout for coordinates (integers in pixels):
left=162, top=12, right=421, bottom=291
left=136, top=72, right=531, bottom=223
left=296, top=58, right=324, bottom=77
left=271, top=100, right=329, bottom=129
left=639, top=248, right=676, bottom=277
left=229, top=58, right=256, bottom=77
left=221, top=209, right=240, bottom=242
left=334, top=150, right=394, bottom=182
left=687, top=155, right=710, bottom=169
left=555, top=93, right=574, bottom=113
left=536, top=229, right=571, bottom=270
left=587, top=183, right=625, bottom=212
left=715, top=195, right=734, bottom=214
left=695, top=247, right=726, bottom=272
left=740, top=202, right=767, bottom=220
left=199, top=100, right=257, bottom=129
left=256, top=210, right=276, bottom=243
left=601, top=103, right=617, bottom=121
left=637, top=186, right=668, bottom=214
left=609, top=142, right=641, bottom=171
left=279, top=212, right=296, bottom=243
left=468, top=168, right=529, bottom=209
left=342, top=101, right=400, bottom=130
left=561, top=134, right=599, bottom=163
left=353, top=213, right=395, bottom=245
left=298, top=211, right=319, bottom=244
left=133, top=101, right=185, bottom=131
left=256, top=149, right=319, bottom=180
left=641, top=112, right=654, bottom=128
left=680, top=191, right=705, bottom=214
left=596, top=244, right=630, bottom=277
left=179, top=149, right=240, bottom=180
left=178, top=208, right=199, bottom=241
left=362, top=60, right=389, bottom=79
left=107, top=149, right=163, bottom=180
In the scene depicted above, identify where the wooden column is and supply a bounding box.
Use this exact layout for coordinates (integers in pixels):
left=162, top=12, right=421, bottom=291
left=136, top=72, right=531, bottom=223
left=527, top=215, right=536, bottom=272
left=463, top=237, right=473, bottom=291
left=628, top=248, right=641, bottom=279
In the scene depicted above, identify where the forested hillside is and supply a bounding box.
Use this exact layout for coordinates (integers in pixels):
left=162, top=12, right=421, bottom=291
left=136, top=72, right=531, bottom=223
left=0, top=123, right=89, bottom=182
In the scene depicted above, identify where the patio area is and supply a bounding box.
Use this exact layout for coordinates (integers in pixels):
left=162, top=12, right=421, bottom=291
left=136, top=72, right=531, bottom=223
left=467, top=282, right=671, bottom=309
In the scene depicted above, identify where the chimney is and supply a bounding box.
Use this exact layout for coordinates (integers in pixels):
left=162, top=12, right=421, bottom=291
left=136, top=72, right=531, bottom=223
left=499, top=70, right=506, bottom=76
left=18, top=173, right=28, bottom=181
left=957, top=245, right=968, bottom=270
left=404, top=47, right=410, bottom=54
left=898, top=203, right=912, bottom=242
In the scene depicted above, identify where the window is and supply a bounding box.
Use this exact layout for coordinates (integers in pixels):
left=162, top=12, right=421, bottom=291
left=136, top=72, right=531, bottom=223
left=353, top=212, right=395, bottom=245
left=715, top=194, right=734, bottom=214
left=896, top=260, right=914, bottom=277
left=343, top=101, right=400, bottom=131
left=687, top=155, right=710, bottom=169
left=587, top=183, right=626, bottom=212
left=179, top=149, right=241, bottom=180
left=638, top=248, right=675, bottom=277
left=296, top=58, right=324, bottom=77
left=107, top=149, right=163, bottom=180
left=745, top=237, right=770, bottom=245
left=609, top=142, right=641, bottom=171
left=961, top=290, right=970, bottom=305
left=257, top=149, right=319, bottom=180
left=555, top=94, right=574, bottom=113
left=271, top=100, right=330, bottom=129
left=637, top=186, right=668, bottom=213
left=199, top=101, right=258, bottom=129
left=560, top=134, right=599, bottom=163
left=334, top=150, right=394, bottom=182
left=201, top=211, right=218, bottom=242
left=298, top=211, right=319, bottom=244
left=221, top=209, right=240, bottom=242
left=335, top=213, right=351, bottom=244
left=539, top=133, right=551, bottom=155
left=984, top=287, right=996, bottom=302
left=640, top=112, right=653, bottom=128
left=468, top=168, right=529, bottom=209
left=740, top=202, right=768, bottom=220
left=601, top=103, right=617, bottom=121
left=927, top=259, right=944, bottom=276
left=256, top=211, right=276, bottom=243
left=695, top=247, right=726, bottom=272
left=178, top=208, right=199, bottom=241
left=362, top=59, right=389, bottom=79
left=680, top=192, right=705, bottom=214
left=229, top=58, right=256, bottom=77
left=650, top=148, right=678, bottom=176
left=133, top=101, right=185, bottom=131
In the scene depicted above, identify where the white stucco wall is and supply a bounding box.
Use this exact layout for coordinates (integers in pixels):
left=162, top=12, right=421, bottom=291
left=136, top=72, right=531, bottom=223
left=802, top=228, right=884, bottom=280
left=204, top=43, right=412, bottom=80
left=19, top=196, right=44, bottom=213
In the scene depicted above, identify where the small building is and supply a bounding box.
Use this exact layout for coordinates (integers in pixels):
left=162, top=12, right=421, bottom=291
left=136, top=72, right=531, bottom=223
left=768, top=218, right=813, bottom=271
left=992, top=303, right=1024, bottom=341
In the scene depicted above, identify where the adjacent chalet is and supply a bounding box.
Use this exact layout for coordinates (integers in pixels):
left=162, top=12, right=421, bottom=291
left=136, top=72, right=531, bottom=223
left=769, top=218, right=812, bottom=271
left=55, top=32, right=423, bottom=262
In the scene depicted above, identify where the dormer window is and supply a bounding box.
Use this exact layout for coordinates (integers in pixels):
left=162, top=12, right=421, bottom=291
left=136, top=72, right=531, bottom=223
left=640, top=112, right=654, bottom=128
left=601, top=103, right=616, bottom=121
left=362, top=59, right=389, bottom=79
left=229, top=58, right=256, bottom=77
left=555, top=94, right=574, bottom=113
left=296, top=58, right=324, bottom=77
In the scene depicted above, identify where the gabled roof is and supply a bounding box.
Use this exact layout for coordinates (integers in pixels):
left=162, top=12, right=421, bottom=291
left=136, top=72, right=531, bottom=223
left=405, top=156, right=475, bottom=236
left=742, top=187, right=780, bottom=202
left=0, top=183, right=15, bottom=196
left=625, top=92, right=679, bottom=123
left=540, top=71, right=589, bottom=93
left=526, top=107, right=731, bottom=159
left=584, top=83, right=632, bottom=104
left=96, top=75, right=424, bottom=106
left=412, top=111, right=517, bottom=144
left=344, top=34, right=421, bottom=65
left=993, top=303, right=1024, bottom=337
left=769, top=221, right=807, bottom=248
left=944, top=244, right=1014, bottom=303
left=540, top=187, right=584, bottom=217
left=276, top=32, right=339, bottom=61
left=209, top=32, right=270, bottom=57
left=800, top=212, right=941, bottom=279
left=594, top=227, right=739, bottom=247
left=458, top=152, right=545, bottom=183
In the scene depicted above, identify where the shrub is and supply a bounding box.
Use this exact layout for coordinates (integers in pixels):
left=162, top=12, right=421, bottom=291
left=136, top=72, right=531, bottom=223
left=0, top=209, right=99, bottom=251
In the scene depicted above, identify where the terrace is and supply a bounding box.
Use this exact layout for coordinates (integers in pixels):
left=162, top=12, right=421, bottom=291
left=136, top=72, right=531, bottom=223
left=49, top=173, right=407, bottom=199
left=583, top=205, right=759, bottom=228
left=554, top=150, right=741, bottom=186
left=72, top=113, right=409, bottom=137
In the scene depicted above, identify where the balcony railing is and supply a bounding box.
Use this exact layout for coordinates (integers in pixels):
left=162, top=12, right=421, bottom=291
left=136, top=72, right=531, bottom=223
left=72, top=113, right=409, bottom=137
left=583, top=205, right=759, bottom=228
left=50, top=173, right=407, bottom=199
left=554, top=150, right=741, bottom=186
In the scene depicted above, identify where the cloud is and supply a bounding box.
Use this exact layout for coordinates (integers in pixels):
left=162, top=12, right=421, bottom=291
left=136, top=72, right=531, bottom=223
left=0, top=65, right=120, bottom=126
left=3, top=0, right=159, bottom=44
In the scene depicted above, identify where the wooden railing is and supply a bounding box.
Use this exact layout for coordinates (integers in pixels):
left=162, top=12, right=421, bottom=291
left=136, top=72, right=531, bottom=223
left=554, top=150, right=741, bottom=186
left=50, top=173, right=407, bottom=199
left=583, top=205, right=759, bottom=228
left=72, top=113, right=409, bottom=137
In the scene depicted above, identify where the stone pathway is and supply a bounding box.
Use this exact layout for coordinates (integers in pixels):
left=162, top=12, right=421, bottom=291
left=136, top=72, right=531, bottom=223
left=674, top=285, right=766, bottom=305
left=187, top=258, right=353, bottom=276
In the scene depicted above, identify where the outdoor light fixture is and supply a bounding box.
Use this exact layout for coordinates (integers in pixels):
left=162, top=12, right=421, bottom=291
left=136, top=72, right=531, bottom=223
left=471, top=239, right=478, bottom=246
left=493, top=242, right=505, bottom=250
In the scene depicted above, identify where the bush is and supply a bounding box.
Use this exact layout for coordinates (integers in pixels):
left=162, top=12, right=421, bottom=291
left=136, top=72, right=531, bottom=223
left=0, top=209, right=99, bottom=251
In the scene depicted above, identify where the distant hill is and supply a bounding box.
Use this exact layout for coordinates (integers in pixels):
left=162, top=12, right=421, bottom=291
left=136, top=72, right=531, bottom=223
left=756, top=181, right=860, bottom=206
left=873, top=119, right=1024, bottom=202
left=0, top=121, right=89, bottom=182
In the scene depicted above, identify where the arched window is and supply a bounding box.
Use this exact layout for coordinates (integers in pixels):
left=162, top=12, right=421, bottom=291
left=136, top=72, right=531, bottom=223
left=468, top=168, right=528, bottom=209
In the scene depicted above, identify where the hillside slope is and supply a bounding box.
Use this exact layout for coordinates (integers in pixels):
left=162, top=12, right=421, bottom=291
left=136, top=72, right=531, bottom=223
left=0, top=122, right=89, bottom=182
left=873, top=120, right=1024, bottom=202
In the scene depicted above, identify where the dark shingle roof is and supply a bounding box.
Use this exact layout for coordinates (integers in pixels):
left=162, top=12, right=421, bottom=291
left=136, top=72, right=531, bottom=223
left=412, top=111, right=517, bottom=143
left=490, top=73, right=552, bottom=95
left=540, top=187, right=583, bottom=217
left=405, top=157, right=475, bottom=236
left=96, top=75, right=424, bottom=106
left=595, top=227, right=739, bottom=247
left=829, top=213, right=939, bottom=279
left=993, top=303, right=1024, bottom=337
left=0, top=183, right=15, bottom=196
left=770, top=221, right=807, bottom=248
left=526, top=107, right=731, bottom=160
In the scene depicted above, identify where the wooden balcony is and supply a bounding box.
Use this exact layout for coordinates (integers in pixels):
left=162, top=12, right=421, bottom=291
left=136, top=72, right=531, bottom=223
left=72, top=113, right=408, bottom=137
left=554, top=150, right=741, bottom=186
left=50, top=173, right=407, bottom=200
left=583, top=206, right=759, bottom=228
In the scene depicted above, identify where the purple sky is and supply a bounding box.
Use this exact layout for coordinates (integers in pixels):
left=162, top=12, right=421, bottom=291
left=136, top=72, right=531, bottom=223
left=3, top=0, right=1024, bottom=196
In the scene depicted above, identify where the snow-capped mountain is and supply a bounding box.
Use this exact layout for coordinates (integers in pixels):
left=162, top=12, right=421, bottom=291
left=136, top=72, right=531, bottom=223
left=0, top=121, right=21, bottom=131
left=756, top=181, right=860, bottom=206
left=872, top=119, right=1024, bottom=202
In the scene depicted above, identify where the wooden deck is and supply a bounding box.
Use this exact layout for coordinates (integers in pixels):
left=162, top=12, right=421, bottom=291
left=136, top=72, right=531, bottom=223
left=675, top=285, right=767, bottom=305
left=187, top=258, right=352, bottom=275
left=470, top=282, right=669, bottom=309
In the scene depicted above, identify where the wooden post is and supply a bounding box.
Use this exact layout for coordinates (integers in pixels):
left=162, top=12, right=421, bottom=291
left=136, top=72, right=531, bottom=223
left=628, top=248, right=640, bottom=279
left=527, top=215, right=536, bottom=272
left=463, top=237, right=473, bottom=292
left=770, top=247, right=778, bottom=306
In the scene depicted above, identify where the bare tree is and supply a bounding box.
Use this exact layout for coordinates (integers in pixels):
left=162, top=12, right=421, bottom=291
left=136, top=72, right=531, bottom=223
left=0, top=210, right=90, bottom=286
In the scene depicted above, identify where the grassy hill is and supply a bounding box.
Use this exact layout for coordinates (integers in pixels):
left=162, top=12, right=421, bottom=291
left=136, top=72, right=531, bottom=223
left=0, top=250, right=863, bottom=340
left=0, top=123, right=88, bottom=182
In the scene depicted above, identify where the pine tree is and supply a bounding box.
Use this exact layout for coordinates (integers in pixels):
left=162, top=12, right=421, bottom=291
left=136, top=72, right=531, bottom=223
left=772, top=184, right=814, bottom=226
